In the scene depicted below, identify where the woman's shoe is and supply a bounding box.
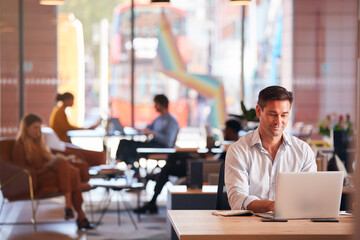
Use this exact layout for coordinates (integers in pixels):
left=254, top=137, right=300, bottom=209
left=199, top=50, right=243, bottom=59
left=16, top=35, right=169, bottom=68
left=77, top=218, right=94, bottom=230
left=64, top=208, right=74, bottom=220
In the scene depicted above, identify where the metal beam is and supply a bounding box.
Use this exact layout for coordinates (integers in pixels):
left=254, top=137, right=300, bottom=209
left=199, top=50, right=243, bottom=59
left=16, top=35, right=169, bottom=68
left=19, top=0, right=24, bottom=120
left=130, top=0, right=135, bottom=127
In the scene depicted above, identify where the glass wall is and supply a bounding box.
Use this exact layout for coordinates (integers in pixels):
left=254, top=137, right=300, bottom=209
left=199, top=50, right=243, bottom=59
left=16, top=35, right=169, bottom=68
left=0, top=0, right=57, bottom=137
left=56, top=0, right=287, bottom=129
left=0, top=0, right=357, bottom=138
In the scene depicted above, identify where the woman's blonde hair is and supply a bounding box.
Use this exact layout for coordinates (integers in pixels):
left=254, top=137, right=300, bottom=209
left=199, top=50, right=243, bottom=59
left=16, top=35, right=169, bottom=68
left=16, top=113, right=52, bottom=163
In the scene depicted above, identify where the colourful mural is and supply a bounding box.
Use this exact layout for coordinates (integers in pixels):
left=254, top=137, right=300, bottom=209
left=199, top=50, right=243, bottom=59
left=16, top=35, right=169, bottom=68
left=157, top=13, right=227, bottom=127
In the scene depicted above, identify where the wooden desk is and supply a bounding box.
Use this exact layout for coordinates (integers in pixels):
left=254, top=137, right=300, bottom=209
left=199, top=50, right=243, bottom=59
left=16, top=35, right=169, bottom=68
left=167, top=186, right=218, bottom=240
left=167, top=210, right=354, bottom=240
left=167, top=185, right=218, bottom=210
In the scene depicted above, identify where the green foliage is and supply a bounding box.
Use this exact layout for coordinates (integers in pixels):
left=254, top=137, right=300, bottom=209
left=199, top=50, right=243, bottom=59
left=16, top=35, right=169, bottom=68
left=318, top=114, right=353, bottom=138
left=231, top=101, right=258, bottom=122
left=229, top=101, right=259, bottom=130
left=240, top=101, right=258, bottom=122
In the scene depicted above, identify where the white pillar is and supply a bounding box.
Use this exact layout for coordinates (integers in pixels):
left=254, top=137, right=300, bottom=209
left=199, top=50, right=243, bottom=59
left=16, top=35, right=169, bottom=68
left=99, top=19, right=109, bottom=118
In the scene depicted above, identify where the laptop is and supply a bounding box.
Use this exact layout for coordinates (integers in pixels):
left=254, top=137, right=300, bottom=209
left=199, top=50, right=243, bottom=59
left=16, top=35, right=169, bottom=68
left=256, top=171, right=344, bottom=220
left=108, top=117, right=125, bottom=135
left=108, top=117, right=139, bottom=136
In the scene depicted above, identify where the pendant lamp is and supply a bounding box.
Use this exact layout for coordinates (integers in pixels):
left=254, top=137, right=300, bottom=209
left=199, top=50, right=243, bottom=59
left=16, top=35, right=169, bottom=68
left=40, top=0, right=64, bottom=5
left=230, top=0, right=251, bottom=5
left=151, top=0, right=170, bottom=5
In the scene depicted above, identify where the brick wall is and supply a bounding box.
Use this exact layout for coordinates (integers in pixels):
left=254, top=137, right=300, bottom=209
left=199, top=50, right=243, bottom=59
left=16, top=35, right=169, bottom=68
left=0, top=0, right=57, bottom=137
left=292, top=0, right=357, bottom=136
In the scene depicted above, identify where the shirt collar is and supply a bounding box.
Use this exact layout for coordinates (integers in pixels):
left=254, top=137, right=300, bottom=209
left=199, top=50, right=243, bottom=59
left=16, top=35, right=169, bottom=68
left=250, top=127, right=292, bottom=148
left=159, top=112, right=170, bottom=118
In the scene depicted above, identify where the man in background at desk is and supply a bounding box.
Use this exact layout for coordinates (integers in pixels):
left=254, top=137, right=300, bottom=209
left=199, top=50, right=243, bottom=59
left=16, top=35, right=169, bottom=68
left=116, top=94, right=179, bottom=168
left=216, top=119, right=242, bottom=161
left=225, top=86, right=317, bottom=213
left=133, top=118, right=242, bottom=214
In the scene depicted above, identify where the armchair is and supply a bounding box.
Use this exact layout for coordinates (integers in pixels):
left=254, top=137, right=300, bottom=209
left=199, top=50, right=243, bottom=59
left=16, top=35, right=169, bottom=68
left=0, top=138, right=101, bottom=231
left=42, top=126, right=106, bottom=167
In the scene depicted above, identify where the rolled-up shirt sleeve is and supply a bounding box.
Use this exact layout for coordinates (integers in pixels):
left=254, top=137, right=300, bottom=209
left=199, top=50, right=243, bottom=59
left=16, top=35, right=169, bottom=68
left=300, top=144, right=317, bottom=172
left=225, top=145, right=259, bottom=210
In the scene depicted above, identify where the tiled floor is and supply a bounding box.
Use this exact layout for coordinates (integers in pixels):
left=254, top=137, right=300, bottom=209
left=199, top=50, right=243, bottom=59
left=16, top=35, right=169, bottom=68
left=0, top=199, right=87, bottom=240
left=0, top=180, right=170, bottom=240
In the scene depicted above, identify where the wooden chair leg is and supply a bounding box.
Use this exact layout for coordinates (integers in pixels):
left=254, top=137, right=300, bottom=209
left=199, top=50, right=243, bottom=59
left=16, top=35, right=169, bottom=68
left=30, top=197, right=37, bottom=231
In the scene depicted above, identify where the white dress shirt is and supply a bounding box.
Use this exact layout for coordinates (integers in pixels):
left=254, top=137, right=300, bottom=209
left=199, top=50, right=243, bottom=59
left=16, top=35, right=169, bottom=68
left=225, top=128, right=317, bottom=210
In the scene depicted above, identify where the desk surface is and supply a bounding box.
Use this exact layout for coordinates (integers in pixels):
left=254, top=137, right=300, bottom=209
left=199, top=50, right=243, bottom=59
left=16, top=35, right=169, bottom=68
left=168, top=185, right=218, bottom=194
left=67, top=127, right=144, bottom=137
left=67, top=129, right=107, bottom=137
left=89, top=178, right=144, bottom=189
left=136, top=147, right=209, bottom=154
left=167, top=210, right=354, bottom=240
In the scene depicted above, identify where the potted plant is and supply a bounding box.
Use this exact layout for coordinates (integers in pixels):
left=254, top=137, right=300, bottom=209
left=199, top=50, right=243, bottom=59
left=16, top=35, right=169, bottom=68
left=230, top=101, right=259, bottom=131
left=318, top=113, right=353, bottom=170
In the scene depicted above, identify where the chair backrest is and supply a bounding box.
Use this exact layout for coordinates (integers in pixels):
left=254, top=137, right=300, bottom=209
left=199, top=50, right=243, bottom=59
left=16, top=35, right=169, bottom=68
left=215, top=161, right=231, bottom=210
left=0, top=138, right=15, bottom=163
left=203, top=161, right=222, bottom=184
left=172, top=128, right=180, bottom=147
left=0, top=138, right=33, bottom=201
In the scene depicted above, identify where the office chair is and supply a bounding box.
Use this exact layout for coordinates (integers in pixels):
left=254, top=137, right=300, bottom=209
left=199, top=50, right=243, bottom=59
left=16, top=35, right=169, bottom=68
left=215, top=161, right=231, bottom=210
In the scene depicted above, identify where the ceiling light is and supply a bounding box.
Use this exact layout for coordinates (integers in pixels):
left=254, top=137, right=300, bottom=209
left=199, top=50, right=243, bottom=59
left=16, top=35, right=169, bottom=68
left=151, top=0, right=170, bottom=5
left=40, top=0, right=64, bottom=5
left=230, top=0, right=251, bottom=5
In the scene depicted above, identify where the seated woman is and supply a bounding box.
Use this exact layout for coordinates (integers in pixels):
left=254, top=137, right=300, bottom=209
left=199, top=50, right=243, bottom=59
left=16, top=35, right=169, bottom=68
left=12, top=113, right=93, bottom=230
left=42, top=126, right=106, bottom=182
left=49, top=92, right=100, bottom=142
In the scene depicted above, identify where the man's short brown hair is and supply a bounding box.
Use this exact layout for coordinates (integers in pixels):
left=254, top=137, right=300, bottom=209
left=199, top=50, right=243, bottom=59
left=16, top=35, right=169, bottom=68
left=154, top=94, right=169, bottom=109
left=257, top=86, right=293, bottom=109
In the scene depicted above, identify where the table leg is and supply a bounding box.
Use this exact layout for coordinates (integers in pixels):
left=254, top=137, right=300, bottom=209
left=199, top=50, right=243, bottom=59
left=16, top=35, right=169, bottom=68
left=137, top=188, right=141, bottom=222
left=117, top=191, right=121, bottom=225
left=119, top=191, right=138, bottom=230
left=95, top=189, right=113, bottom=227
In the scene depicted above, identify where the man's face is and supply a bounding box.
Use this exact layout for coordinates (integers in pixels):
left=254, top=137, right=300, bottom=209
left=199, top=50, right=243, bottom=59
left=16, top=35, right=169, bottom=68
left=256, top=100, right=291, bottom=138
left=154, top=101, right=164, bottom=113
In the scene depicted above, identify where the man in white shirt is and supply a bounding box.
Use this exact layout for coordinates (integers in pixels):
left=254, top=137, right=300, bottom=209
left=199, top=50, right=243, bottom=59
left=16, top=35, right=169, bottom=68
left=225, top=86, right=317, bottom=213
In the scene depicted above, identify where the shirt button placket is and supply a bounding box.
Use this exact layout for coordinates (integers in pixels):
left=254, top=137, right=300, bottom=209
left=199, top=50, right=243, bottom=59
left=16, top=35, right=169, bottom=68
left=269, top=159, right=278, bottom=200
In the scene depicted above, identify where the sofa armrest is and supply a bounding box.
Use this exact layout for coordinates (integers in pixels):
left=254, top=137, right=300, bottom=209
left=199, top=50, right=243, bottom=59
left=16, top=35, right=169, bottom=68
left=51, top=145, right=106, bottom=166
left=0, top=160, right=34, bottom=201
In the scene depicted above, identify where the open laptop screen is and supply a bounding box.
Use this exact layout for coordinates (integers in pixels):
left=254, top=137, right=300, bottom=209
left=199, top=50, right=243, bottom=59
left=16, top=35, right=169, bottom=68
left=273, top=171, right=344, bottom=219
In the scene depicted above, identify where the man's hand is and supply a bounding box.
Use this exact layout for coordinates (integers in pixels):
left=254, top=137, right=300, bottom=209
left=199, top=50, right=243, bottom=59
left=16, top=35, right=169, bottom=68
left=247, top=200, right=274, bottom=213
left=143, top=128, right=154, bottom=135
left=89, top=118, right=102, bottom=129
